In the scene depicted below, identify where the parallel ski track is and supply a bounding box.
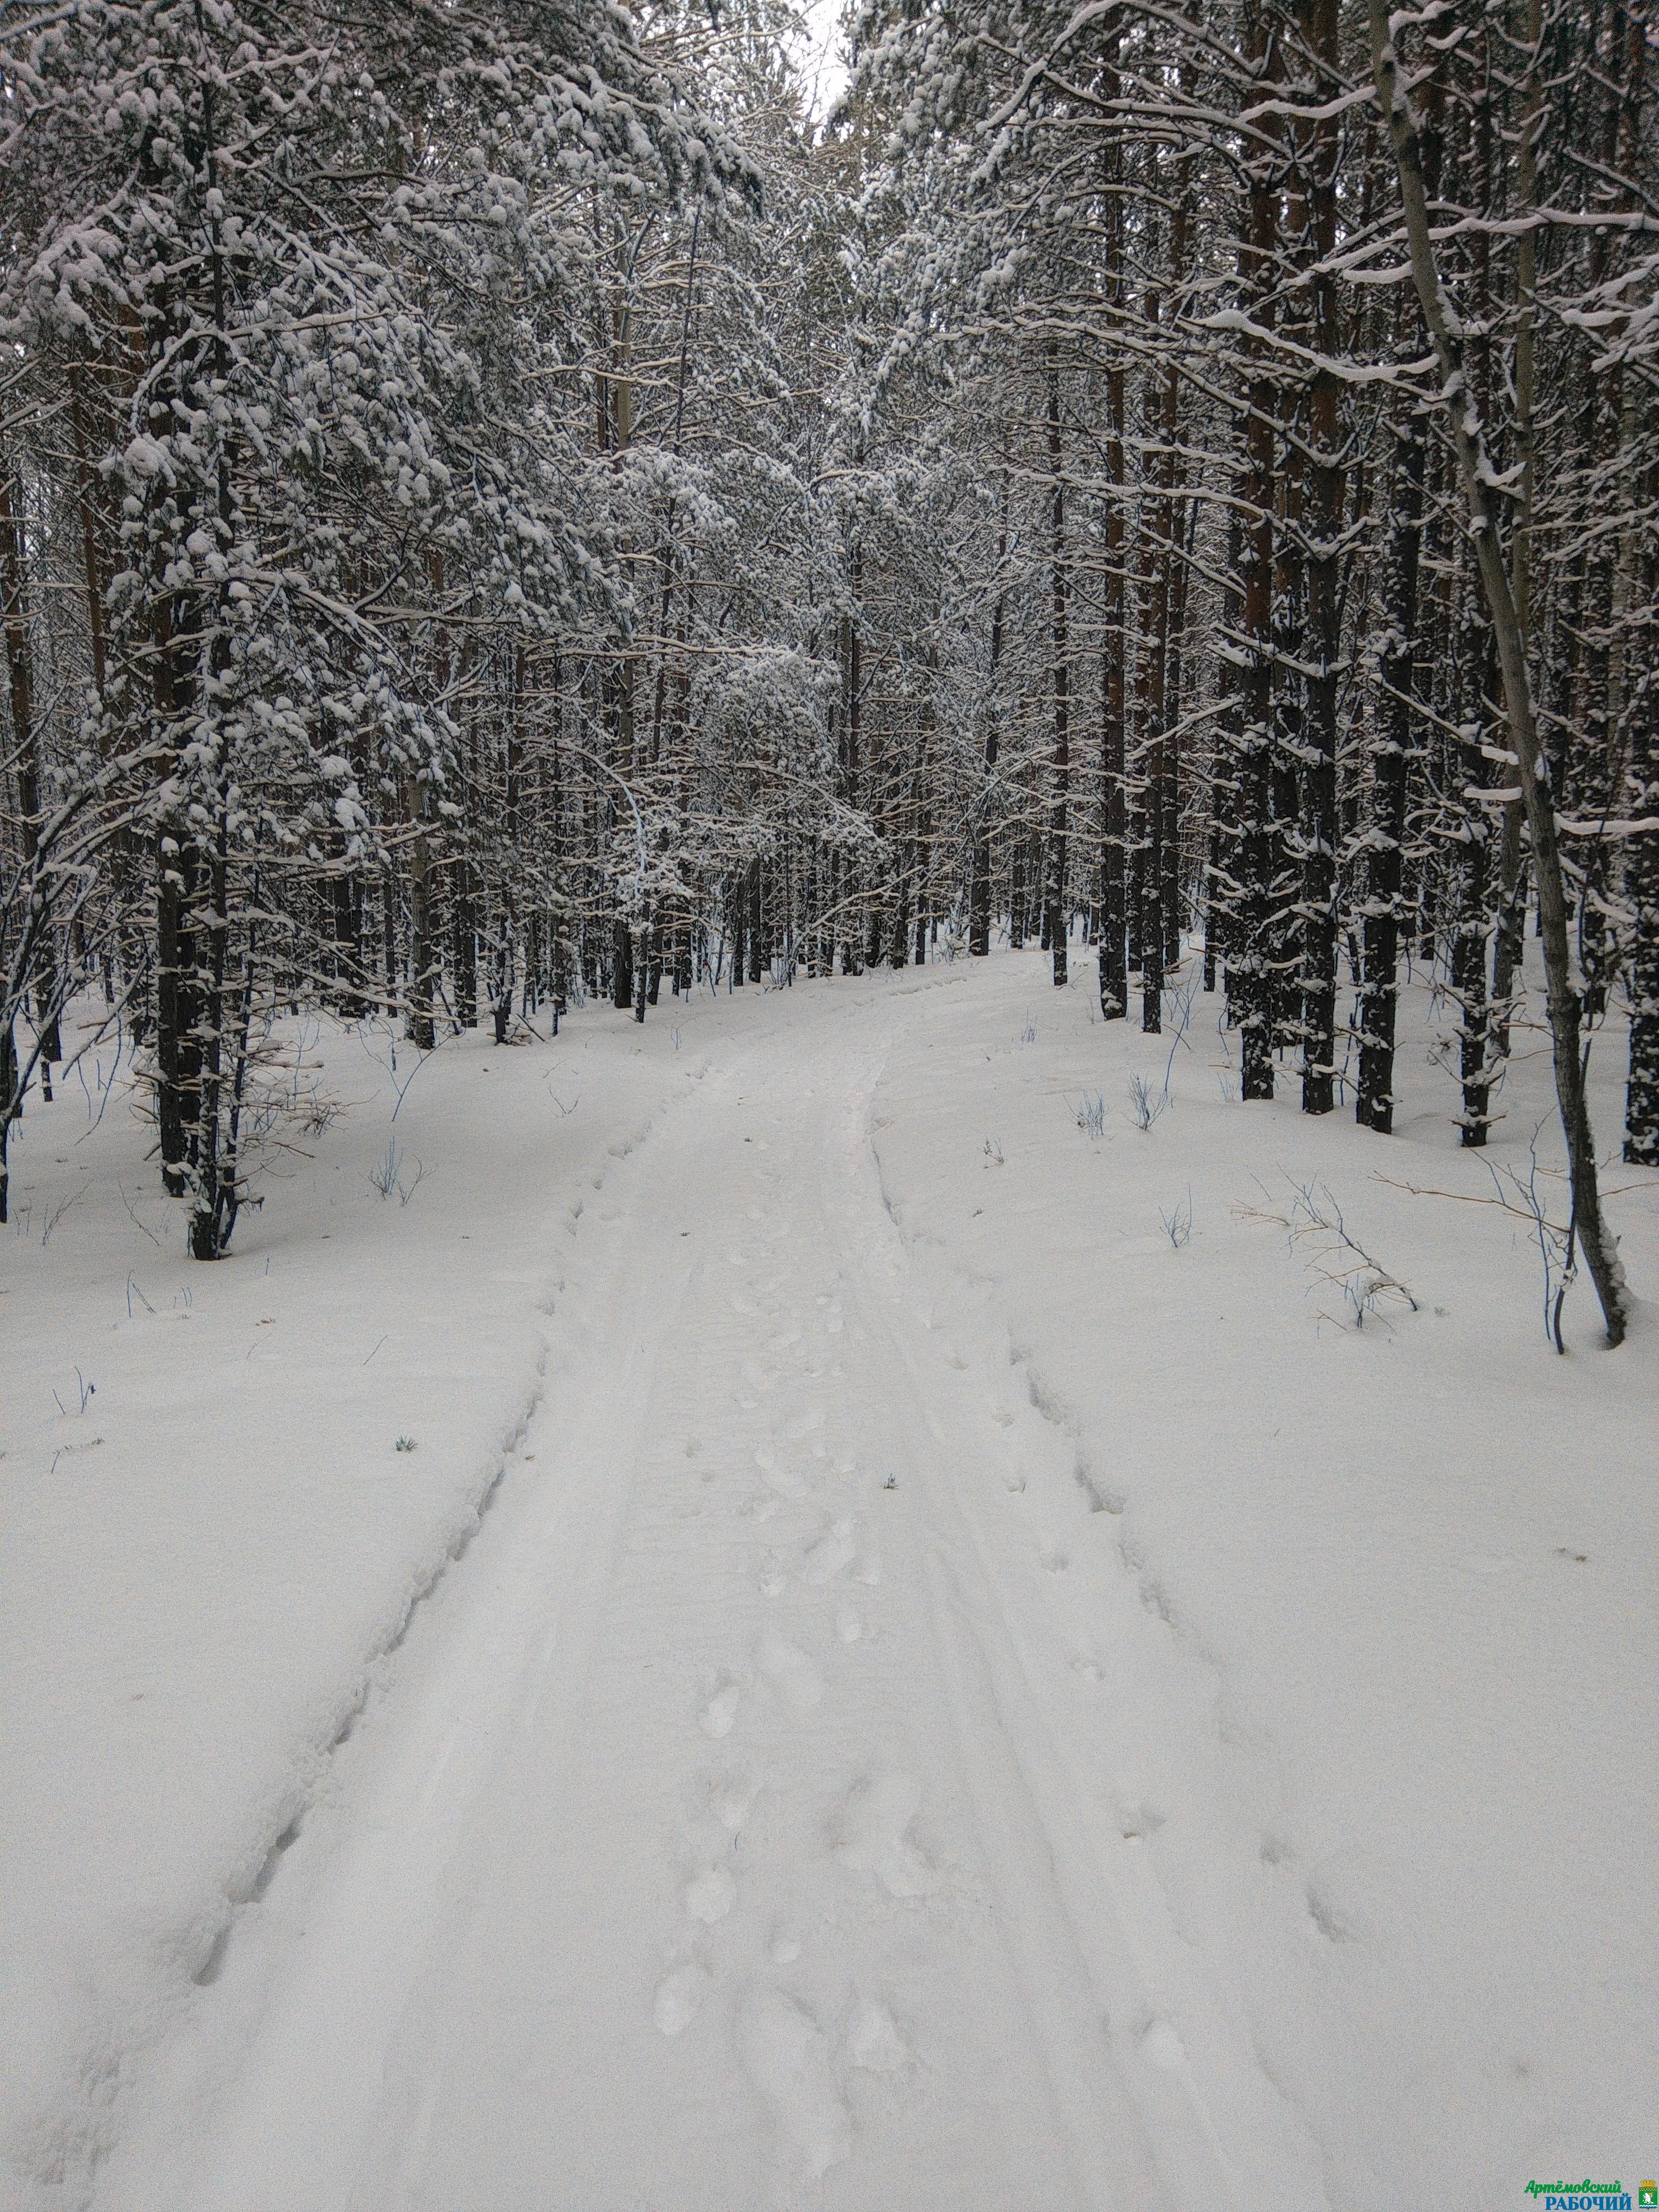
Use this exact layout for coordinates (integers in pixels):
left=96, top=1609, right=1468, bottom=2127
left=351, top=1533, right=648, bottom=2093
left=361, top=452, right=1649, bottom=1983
left=105, top=978, right=1325, bottom=2212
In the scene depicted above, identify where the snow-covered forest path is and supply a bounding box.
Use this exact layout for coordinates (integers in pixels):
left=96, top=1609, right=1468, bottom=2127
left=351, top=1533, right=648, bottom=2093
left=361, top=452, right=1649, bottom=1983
left=120, top=984, right=1323, bottom=2212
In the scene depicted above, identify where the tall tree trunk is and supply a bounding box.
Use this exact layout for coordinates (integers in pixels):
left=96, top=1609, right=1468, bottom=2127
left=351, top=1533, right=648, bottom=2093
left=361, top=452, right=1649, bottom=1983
left=454, top=855, right=479, bottom=1029
left=1138, top=293, right=1169, bottom=1034
left=841, top=553, right=864, bottom=977
left=1045, top=344, right=1070, bottom=987
left=1626, top=621, right=1659, bottom=1161
left=1369, top=0, right=1628, bottom=1345
left=406, top=779, right=437, bottom=1052
left=1298, top=0, right=1343, bottom=1113
left=1356, top=372, right=1426, bottom=1133
left=1097, top=76, right=1129, bottom=1020
left=973, top=488, right=1008, bottom=958
left=0, top=460, right=60, bottom=1099
left=1237, top=0, right=1281, bottom=1102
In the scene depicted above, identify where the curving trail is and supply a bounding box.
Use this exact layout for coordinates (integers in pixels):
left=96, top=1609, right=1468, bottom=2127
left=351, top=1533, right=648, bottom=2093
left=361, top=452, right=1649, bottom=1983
left=122, top=983, right=1325, bottom=2212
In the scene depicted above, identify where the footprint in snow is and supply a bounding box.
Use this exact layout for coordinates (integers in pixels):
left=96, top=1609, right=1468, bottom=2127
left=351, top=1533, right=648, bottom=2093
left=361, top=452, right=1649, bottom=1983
left=755, top=1633, right=825, bottom=1714
left=803, top=1518, right=858, bottom=1586
left=834, top=1598, right=864, bottom=1646
left=684, top=1864, right=737, bottom=1924
left=783, top=1405, right=826, bottom=1442
left=694, top=1762, right=761, bottom=1837
left=754, top=1445, right=809, bottom=1502
left=700, top=1683, right=741, bottom=1739
left=832, top=1772, right=937, bottom=1898
left=847, top=1996, right=910, bottom=2075
left=1139, top=2016, right=1186, bottom=2072
left=737, top=1988, right=851, bottom=2182
left=654, top=1963, right=711, bottom=2037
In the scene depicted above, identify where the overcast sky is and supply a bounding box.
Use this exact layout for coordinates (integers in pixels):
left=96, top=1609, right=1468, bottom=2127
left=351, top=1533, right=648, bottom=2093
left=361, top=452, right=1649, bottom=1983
left=790, top=0, right=851, bottom=119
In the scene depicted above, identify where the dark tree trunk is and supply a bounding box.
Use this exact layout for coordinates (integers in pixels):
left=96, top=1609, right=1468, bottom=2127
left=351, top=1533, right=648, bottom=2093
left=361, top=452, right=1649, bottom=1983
left=1045, top=345, right=1070, bottom=987
left=0, top=1021, right=14, bottom=1224
left=1451, top=635, right=1499, bottom=1150
left=1627, top=718, right=1659, bottom=1162
left=1202, top=822, right=1222, bottom=992
left=1298, top=0, right=1344, bottom=1114
left=729, top=873, right=745, bottom=989
left=406, top=789, right=437, bottom=1052
left=1356, top=378, right=1426, bottom=1133
left=454, top=859, right=479, bottom=1029
left=1237, top=4, right=1281, bottom=1101
left=973, top=495, right=1008, bottom=959
left=1097, top=247, right=1128, bottom=1017
left=0, top=461, right=60, bottom=1097
left=1008, top=794, right=1024, bottom=952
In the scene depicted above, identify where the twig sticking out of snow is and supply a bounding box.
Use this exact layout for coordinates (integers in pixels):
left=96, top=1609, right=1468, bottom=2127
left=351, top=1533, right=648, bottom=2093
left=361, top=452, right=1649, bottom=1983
left=1159, top=1187, right=1193, bottom=1248
left=1128, top=1073, right=1170, bottom=1131
left=1235, top=1176, right=1418, bottom=1330
left=368, top=1141, right=432, bottom=1207
left=1370, top=1119, right=1599, bottom=1352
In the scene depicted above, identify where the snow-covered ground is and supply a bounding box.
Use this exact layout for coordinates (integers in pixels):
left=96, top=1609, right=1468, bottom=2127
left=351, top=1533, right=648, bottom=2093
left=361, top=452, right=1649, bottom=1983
left=2, top=949, right=1653, bottom=2212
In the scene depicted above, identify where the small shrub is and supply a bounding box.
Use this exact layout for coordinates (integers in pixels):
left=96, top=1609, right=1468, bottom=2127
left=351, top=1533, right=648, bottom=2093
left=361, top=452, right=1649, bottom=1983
left=1128, top=1072, right=1170, bottom=1130
left=370, top=1140, right=430, bottom=1205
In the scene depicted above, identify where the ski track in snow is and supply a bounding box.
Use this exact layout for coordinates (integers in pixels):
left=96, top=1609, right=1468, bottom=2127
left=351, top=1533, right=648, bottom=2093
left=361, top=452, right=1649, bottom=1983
left=93, top=983, right=1328, bottom=2212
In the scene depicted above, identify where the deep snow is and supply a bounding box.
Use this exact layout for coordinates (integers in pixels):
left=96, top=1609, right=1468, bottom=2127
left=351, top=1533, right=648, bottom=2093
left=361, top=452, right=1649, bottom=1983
left=1, top=948, right=1653, bottom=2211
